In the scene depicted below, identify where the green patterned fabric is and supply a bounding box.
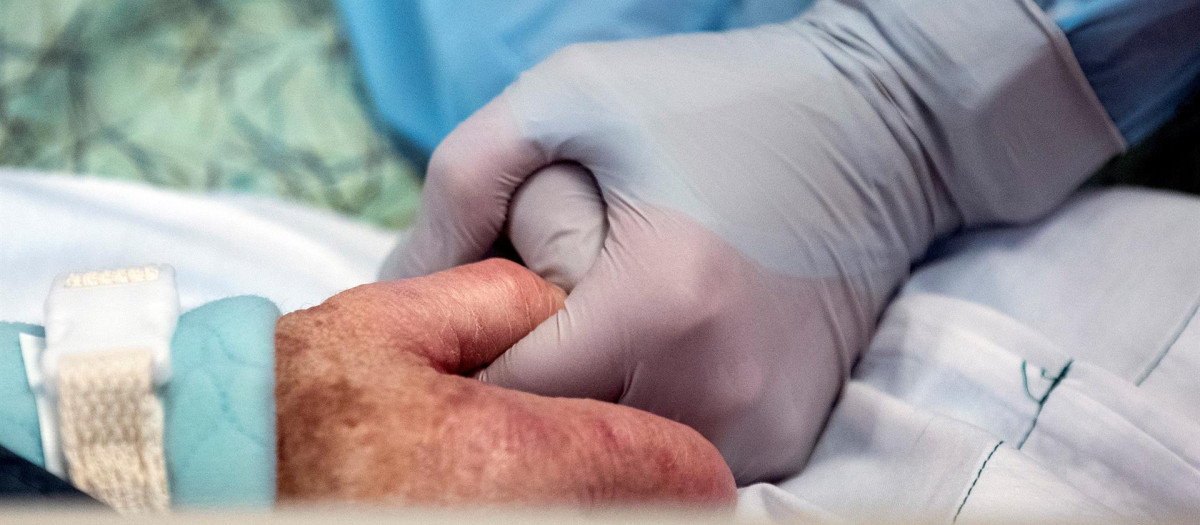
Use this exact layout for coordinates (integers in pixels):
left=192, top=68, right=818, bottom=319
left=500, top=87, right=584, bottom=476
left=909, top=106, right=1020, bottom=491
left=0, top=0, right=420, bottom=229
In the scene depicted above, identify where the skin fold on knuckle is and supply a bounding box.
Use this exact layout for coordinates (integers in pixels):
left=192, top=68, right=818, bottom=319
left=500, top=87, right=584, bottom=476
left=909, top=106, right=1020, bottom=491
left=470, top=258, right=566, bottom=324
left=437, top=259, right=566, bottom=370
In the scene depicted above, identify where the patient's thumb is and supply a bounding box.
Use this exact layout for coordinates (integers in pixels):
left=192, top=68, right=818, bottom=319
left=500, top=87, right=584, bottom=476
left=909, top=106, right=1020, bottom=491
left=422, top=258, right=567, bottom=374
left=477, top=283, right=625, bottom=403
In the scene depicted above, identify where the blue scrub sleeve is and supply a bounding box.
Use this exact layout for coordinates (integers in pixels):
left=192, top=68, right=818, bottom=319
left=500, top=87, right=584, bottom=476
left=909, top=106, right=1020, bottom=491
left=335, top=0, right=811, bottom=154
left=1038, top=0, right=1200, bottom=144
left=339, top=0, right=1196, bottom=154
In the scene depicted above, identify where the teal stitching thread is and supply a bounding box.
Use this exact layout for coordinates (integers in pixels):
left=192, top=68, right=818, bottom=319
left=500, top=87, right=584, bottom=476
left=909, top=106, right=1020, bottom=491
left=1017, top=359, right=1073, bottom=449
left=1020, top=360, right=1039, bottom=402
left=1021, top=360, right=1067, bottom=402
left=1135, top=295, right=1200, bottom=386
left=953, top=440, right=1003, bottom=523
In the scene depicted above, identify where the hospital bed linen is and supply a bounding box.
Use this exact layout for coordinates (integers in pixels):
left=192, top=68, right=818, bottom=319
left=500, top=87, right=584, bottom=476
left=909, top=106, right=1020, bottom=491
left=739, top=189, right=1200, bottom=522
left=3, top=171, right=1199, bottom=520
left=0, top=170, right=396, bottom=324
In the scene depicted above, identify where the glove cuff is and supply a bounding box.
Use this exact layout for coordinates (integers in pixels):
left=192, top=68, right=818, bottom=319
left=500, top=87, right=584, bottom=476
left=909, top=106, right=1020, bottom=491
left=803, top=0, right=1125, bottom=228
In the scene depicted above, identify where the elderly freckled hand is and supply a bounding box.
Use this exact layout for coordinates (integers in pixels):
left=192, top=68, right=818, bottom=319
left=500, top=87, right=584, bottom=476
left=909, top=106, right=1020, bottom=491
left=274, top=259, right=736, bottom=506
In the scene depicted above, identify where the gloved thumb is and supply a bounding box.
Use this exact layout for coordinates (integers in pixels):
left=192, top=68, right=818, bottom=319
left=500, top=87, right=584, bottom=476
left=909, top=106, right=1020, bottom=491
left=507, top=162, right=607, bottom=292
left=381, top=94, right=548, bottom=280
left=475, top=264, right=626, bottom=402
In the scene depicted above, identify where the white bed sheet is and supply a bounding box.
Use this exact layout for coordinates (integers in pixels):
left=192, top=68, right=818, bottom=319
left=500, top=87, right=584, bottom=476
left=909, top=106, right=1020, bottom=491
left=0, top=170, right=397, bottom=323
left=740, top=188, right=1200, bottom=523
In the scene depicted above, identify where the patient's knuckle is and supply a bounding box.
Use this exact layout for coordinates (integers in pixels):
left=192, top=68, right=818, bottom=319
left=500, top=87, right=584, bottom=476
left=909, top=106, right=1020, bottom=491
left=469, top=257, right=532, bottom=288
left=468, top=259, right=540, bottom=314
left=475, top=257, right=527, bottom=279
left=488, top=258, right=541, bottom=293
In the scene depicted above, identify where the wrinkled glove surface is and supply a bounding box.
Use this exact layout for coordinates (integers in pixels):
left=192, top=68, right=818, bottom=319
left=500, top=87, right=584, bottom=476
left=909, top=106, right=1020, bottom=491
left=384, top=0, right=1123, bottom=483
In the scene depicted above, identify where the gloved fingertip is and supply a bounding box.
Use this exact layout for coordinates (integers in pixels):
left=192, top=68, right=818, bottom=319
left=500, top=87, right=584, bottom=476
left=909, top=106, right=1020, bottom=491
left=378, top=221, right=462, bottom=281
left=473, top=360, right=512, bottom=388
left=508, top=162, right=607, bottom=292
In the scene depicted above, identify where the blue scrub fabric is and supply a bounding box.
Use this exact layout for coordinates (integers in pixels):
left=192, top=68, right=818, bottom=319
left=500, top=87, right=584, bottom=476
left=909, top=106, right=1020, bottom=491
left=1036, top=0, right=1200, bottom=144
left=335, top=0, right=813, bottom=154
left=339, top=0, right=1198, bottom=154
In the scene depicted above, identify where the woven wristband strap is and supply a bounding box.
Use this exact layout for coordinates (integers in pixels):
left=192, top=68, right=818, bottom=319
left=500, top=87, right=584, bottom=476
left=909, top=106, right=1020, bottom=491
left=57, top=348, right=169, bottom=512
left=38, top=265, right=178, bottom=513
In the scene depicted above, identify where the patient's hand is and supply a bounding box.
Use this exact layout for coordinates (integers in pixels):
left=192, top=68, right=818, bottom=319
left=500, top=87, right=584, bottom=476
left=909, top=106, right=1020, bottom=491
left=275, top=259, right=736, bottom=506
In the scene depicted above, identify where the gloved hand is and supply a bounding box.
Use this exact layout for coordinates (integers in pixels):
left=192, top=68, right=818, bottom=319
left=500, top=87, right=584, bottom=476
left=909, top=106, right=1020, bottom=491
left=384, top=0, right=1123, bottom=483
